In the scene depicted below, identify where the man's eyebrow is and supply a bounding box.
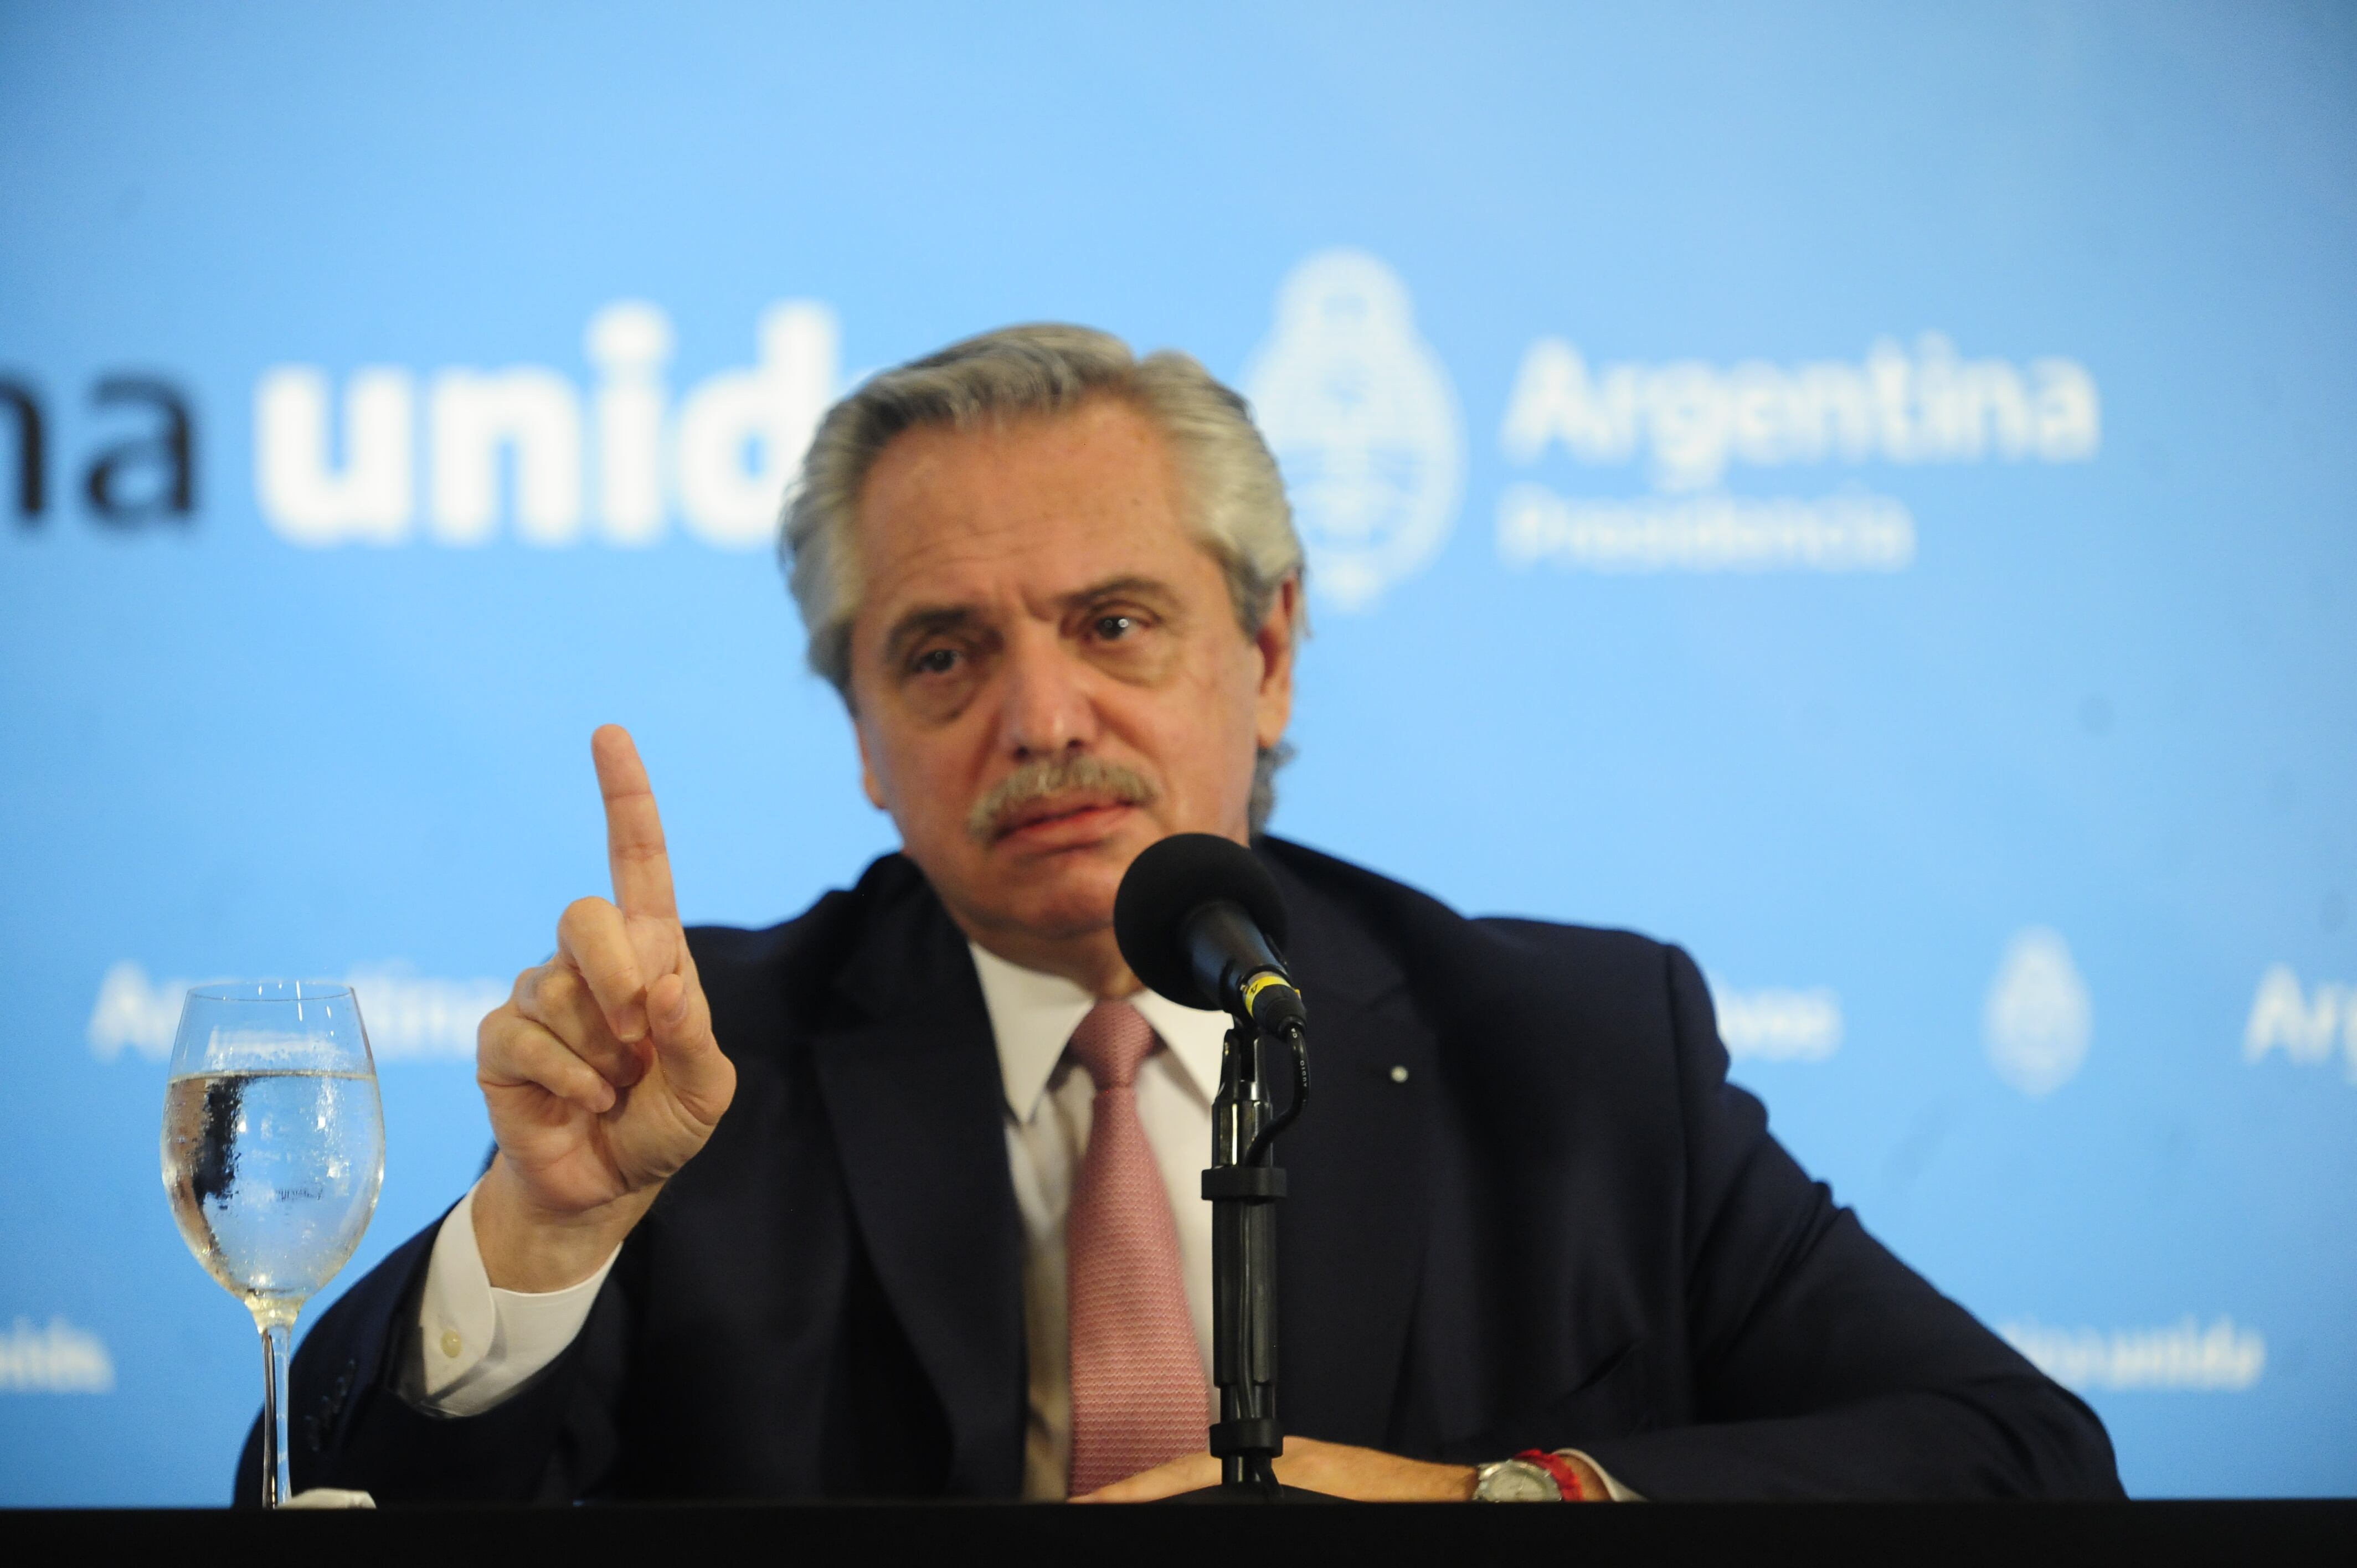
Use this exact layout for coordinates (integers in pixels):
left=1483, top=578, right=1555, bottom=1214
left=881, top=576, right=1185, bottom=662
left=881, top=604, right=985, bottom=663
left=1058, top=575, right=1185, bottom=615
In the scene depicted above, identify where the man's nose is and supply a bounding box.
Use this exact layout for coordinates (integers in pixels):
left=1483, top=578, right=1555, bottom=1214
left=999, top=626, right=1099, bottom=759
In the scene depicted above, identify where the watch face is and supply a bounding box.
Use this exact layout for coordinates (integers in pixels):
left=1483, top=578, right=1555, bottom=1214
left=1475, top=1458, right=1561, bottom=1502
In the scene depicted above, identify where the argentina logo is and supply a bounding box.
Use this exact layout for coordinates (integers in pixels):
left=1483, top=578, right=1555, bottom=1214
left=1242, top=250, right=1463, bottom=611
left=1984, top=927, right=2094, bottom=1098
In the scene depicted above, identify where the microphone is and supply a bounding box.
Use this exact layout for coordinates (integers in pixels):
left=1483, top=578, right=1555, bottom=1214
left=1113, top=833, right=1307, bottom=1037
left=1119, top=835, right=1311, bottom=1494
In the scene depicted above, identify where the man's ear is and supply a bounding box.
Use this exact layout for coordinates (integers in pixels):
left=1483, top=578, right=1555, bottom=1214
left=853, top=718, right=888, bottom=811
left=1251, top=575, right=1302, bottom=752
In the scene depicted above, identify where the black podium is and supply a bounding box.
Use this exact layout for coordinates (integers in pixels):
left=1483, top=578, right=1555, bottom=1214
left=8, top=1501, right=2352, bottom=1565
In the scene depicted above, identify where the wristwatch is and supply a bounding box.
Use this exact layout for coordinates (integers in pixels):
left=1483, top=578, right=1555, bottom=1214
left=1471, top=1450, right=1583, bottom=1502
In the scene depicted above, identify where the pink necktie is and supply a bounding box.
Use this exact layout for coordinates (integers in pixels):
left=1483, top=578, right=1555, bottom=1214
left=1064, top=999, right=1208, bottom=1495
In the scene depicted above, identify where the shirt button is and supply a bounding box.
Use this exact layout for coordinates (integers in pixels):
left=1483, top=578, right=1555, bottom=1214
left=440, top=1329, right=464, bottom=1358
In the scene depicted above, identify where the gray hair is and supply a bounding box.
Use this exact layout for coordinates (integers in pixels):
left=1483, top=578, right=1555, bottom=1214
left=779, top=323, right=1305, bottom=828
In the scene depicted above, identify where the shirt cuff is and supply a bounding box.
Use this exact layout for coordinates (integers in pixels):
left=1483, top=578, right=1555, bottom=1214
left=415, top=1178, right=620, bottom=1417
left=1561, top=1449, right=1644, bottom=1502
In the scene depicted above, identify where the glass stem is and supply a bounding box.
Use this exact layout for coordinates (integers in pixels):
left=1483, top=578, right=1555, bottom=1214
left=260, top=1318, right=294, bottom=1507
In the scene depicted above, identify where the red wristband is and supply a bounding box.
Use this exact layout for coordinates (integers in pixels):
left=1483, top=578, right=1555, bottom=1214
left=1514, top=1448, right=1586, bottom=1501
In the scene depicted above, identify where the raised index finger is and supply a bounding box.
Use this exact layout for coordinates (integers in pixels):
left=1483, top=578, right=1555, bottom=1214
left=591, top=724, right=678, bottom=922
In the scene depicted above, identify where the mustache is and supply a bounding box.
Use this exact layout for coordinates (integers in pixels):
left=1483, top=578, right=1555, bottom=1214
left=966, top=754, right=1160, bottom=844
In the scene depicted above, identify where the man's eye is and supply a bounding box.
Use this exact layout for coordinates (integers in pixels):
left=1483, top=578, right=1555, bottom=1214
left=913, top=647, right=960, bottom=675
left=1094, top=614, right=1139, bottom=641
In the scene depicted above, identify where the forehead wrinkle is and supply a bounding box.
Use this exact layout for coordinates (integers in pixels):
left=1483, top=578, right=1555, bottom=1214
left=852, top=406, right=1218, bottom=671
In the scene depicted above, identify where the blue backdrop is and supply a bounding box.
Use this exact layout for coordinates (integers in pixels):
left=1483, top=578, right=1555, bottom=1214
left=2, top=1, right=2351, bottom=1503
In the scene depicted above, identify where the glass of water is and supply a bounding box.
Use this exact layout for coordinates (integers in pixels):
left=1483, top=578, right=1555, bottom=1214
left=161, top=982, right=384, bottom=1507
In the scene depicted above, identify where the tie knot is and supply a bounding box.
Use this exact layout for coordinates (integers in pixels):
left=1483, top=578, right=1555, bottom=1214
left=1068, top=999, right=1157, bottom=1091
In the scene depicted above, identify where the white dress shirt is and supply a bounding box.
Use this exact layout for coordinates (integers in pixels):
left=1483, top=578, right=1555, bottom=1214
left=413, top=941, right=1634, bottom=1500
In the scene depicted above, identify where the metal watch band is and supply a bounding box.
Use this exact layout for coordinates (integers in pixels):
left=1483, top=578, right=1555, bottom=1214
left=1471, top=1456, right=1563, bottom=1502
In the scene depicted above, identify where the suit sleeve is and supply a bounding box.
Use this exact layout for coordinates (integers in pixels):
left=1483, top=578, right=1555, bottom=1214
left=1577, top=946, right=2126, bottom=1500
left=235, top=1212, right=629, bottom=1504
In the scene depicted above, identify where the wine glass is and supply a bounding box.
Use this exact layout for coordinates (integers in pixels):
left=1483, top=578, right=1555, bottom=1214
left=161, top=982, right=385, bottom=1508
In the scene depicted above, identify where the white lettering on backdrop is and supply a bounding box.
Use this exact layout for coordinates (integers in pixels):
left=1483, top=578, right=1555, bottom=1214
left=1708, top=978, right=1844, bottom=1063
left=2245, top=964, right=2356, bottom=1082
left=256, top=301, right=839, bottom=550
left=0, top=1318, right=116, bottom=1394
left=1500, top=333, right=2101, bottom=493
left=1495, top=331, right=2099, bottom=578
left=2000, top=1317, right=2266, bottom=1393
left=88, top=961, right=500, bottom=1063
left=245, top=267, right=2102, bottom=601
left=1499, top=484, right=1913, bottom=574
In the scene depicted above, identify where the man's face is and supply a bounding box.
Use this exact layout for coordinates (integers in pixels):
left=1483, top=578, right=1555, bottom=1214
left=846, top=397, right=1297, bottom=962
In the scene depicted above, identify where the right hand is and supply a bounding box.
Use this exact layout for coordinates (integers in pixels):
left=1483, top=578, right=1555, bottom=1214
left=470, top=725, right=738, bottom=1291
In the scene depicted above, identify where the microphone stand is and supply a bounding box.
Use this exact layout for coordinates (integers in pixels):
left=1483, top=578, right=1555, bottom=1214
left=1177, top=1011, right=1316, bottom=1502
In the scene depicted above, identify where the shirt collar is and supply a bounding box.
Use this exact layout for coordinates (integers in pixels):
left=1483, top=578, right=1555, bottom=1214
left=967, top=941, right=1229, bottom=1121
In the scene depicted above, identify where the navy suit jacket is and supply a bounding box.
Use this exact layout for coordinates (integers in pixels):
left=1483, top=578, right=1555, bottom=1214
left=249, top=838, right=2122, bottom=1502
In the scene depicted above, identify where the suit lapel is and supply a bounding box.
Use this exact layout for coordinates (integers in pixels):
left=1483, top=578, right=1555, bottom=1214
left=808, top=862, right=1026, bottom=1496
left=798, top=844, right=1435, bottom=1482
left=1263, top=849, right=1435, bottom=1449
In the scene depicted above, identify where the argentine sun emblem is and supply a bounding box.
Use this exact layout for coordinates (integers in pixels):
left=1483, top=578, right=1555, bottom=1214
left=1241, top=250, right=1463, bottom=611
left=1984, top=927, right=2094, bottom=1097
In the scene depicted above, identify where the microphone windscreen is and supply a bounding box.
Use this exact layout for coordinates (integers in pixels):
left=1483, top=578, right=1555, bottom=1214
left=1113, top=833, right=1291, bottom=1009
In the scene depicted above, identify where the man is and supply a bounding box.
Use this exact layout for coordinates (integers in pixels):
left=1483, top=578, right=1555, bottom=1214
left=254, top=326, right=2122, bottom=1504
